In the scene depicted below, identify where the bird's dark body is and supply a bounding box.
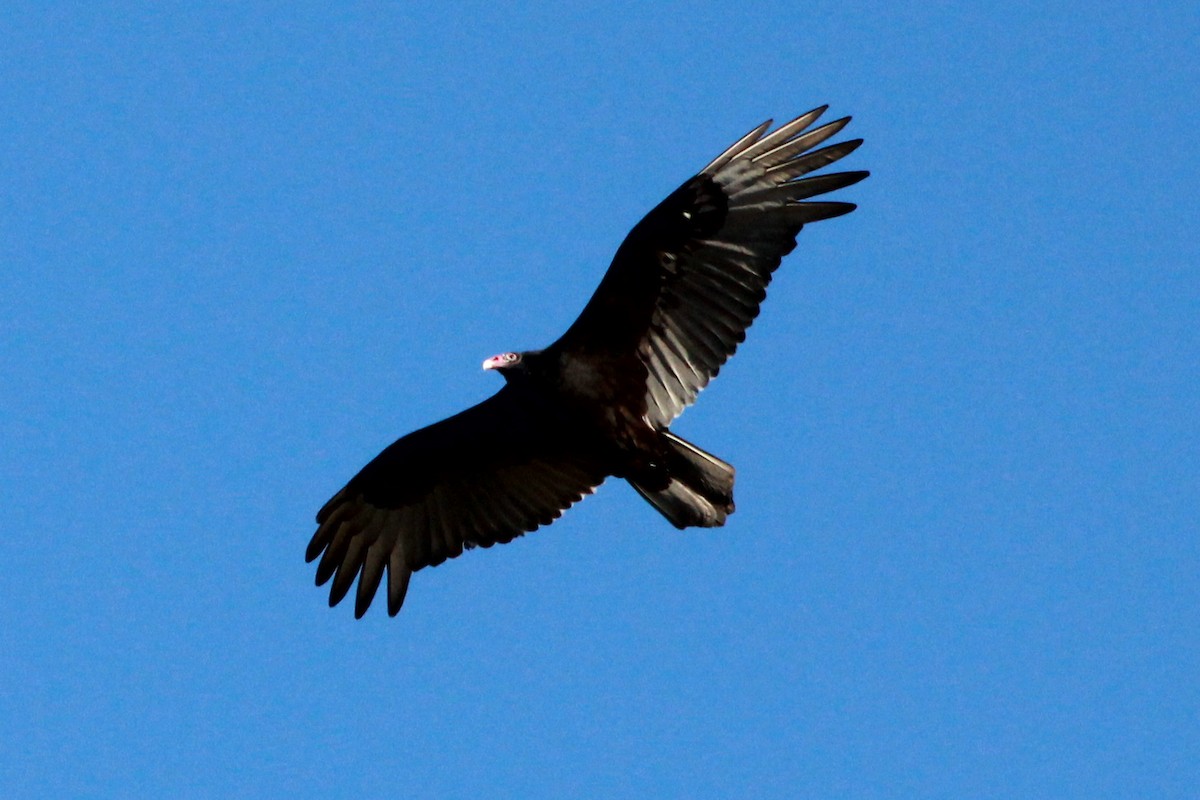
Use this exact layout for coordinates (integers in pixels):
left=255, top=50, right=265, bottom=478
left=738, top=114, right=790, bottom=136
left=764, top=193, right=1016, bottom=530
left=346, top=352, right=673, bottom=508
left=508, top=350, right=671, bottom=488
left=307, top=107, right=868, bottom=616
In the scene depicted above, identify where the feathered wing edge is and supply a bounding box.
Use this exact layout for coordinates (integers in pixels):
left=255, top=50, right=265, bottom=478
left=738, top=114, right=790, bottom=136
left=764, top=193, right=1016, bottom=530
left=638, top=108, right=868, bottom=425
left=305, top=389, right=608, bottom=618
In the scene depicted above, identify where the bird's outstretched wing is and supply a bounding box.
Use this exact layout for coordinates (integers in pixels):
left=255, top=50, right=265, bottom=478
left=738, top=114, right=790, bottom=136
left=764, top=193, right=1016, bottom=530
left=306, top=385, right=607, bottom=617
left=551, top=107, right=868, bottom=426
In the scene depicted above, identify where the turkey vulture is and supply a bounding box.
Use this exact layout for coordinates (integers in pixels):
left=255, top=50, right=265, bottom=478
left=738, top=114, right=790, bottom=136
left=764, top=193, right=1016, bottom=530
left=307, top=106, right=868, bottom=617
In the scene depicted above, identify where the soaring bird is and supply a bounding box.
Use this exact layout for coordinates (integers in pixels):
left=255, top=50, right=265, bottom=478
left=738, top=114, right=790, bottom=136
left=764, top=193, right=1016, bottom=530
left=307, top=106, right=868, bottom=617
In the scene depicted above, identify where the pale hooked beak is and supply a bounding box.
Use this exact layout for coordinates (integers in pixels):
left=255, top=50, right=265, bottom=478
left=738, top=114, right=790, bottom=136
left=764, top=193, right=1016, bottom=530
left=481, top=354, right=506, bottom=371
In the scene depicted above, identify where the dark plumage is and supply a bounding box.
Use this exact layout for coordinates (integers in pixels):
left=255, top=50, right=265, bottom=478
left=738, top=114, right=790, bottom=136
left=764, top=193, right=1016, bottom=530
left=306, top=107, right=868, bottom=616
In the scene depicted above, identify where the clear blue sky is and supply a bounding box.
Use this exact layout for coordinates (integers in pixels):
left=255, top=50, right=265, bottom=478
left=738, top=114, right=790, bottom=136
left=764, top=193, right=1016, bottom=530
left=2, top=3, right=1196, bottom=798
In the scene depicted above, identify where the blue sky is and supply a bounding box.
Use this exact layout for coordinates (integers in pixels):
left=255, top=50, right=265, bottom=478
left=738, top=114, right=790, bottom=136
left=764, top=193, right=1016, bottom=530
left=2, top=3, right=1197, bottom=798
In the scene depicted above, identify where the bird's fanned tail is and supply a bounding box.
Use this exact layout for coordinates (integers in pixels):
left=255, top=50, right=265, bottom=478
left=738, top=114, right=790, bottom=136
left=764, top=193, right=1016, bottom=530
left=628, top=432, right=734, bottom=529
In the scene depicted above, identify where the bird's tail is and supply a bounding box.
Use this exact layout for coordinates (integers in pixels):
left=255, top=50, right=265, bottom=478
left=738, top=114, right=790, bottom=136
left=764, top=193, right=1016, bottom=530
left=629, top=432, right=735, bottom=529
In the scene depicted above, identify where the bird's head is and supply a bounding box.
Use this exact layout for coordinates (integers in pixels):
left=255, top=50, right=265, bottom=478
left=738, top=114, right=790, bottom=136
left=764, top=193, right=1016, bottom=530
left=482, top=351, right=524, bottom=374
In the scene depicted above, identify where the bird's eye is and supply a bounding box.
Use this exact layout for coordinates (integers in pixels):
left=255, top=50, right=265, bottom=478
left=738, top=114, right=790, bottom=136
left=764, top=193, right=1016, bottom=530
left=506, top=353, right=518, bottom=361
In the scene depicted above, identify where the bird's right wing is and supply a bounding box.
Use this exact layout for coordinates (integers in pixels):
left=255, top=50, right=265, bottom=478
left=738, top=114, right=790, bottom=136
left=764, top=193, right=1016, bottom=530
left=306, top=385, right=607, bottom=617
left=552, top=107, right=867, bottom=426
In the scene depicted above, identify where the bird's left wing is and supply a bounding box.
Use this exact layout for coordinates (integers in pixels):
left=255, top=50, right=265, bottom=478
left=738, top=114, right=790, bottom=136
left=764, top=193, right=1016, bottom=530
left=551, top=107, right=868, bottom=426
left=306, top=385, right=607, bottom=617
